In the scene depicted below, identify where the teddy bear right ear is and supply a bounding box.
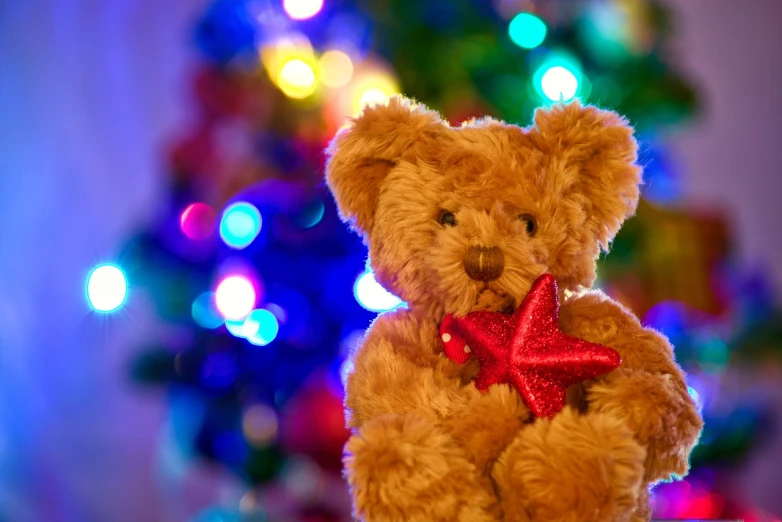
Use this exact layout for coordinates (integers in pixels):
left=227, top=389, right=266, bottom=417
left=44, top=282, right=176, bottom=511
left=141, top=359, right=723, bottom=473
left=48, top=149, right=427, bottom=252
left=325, top=95, right=448, bottom=235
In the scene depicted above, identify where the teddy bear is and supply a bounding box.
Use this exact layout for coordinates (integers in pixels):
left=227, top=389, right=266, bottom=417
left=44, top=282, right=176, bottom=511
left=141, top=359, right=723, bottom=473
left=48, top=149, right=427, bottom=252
left=325, top=95, right=703, bottom=522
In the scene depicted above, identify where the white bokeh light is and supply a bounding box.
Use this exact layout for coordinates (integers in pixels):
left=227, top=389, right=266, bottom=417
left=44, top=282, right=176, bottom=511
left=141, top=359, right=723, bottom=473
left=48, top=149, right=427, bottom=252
left=540, top=66, right=579, bottom=101
left=215, top=275, right=256, bottom=320
left=282, top=0, right=324, bottom=20
left=87, top=264, right=128, bottom=312
left=354, top=270, right=403, bottom=312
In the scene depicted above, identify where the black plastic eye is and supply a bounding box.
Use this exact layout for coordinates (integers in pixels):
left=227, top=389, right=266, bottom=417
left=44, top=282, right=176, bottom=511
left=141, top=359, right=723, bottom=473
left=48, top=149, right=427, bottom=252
left=439, top=211, right=457, bottom=227
left=519, top=214, right=537, bottom=236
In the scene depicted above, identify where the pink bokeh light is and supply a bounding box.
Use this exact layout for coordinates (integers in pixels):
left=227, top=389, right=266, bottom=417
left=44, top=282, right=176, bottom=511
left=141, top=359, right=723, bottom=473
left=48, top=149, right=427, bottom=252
left=180, top=202, right=217, bottom=240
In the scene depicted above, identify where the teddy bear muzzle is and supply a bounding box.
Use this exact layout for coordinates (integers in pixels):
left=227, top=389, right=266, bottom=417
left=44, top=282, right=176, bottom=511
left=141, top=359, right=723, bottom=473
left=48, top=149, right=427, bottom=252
left=464, top=246, right=504, bottom=282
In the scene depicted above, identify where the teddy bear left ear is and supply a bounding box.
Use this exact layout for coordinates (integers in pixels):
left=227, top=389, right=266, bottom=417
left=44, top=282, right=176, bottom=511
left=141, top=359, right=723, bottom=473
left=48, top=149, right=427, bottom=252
left=529, top=100, right=642, bottom=250
left=326, top=95, right=449, bottom=237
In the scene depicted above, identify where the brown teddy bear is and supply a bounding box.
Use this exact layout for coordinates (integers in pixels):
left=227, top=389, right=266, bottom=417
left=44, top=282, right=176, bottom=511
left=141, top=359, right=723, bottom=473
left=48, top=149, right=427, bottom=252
left=325, top=95, right=703, bottom=522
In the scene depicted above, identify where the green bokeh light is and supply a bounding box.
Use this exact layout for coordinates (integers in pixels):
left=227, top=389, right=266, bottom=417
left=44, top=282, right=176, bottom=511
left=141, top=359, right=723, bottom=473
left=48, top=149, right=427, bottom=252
left=509, top=13, right=547, bottom=50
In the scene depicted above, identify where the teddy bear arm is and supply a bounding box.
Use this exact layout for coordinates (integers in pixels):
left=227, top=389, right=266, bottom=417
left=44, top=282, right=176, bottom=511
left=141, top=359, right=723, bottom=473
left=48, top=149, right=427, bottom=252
left=561, top=294, right=703, bottom=481
left=344, top=331, right=465, bottom=430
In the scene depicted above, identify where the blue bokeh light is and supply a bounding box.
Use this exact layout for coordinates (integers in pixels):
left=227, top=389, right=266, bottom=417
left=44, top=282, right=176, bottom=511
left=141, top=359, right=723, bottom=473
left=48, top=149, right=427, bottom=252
left=353, top=269, right=404, bottom=312
left=190, top=507, right=241, bottom=522
left=643, top=300, right=689, bottom=346
left=219, top=202, right=262, bottom=249
left=192, top=291, right=224, bottom=329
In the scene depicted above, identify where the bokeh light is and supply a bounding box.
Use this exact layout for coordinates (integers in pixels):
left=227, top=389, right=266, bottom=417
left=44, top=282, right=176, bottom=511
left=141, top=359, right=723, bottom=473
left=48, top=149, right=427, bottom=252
left=180, top=202, right=216, bottom=240
left=219, top=202, right=262, bottom=249
left=282, top=455, right=324, bottom=501
left=540, top=65, right=579, bottom=101
left=192, top=291, right=224, bottom=329
left=508, top=12, right=547, bottom=49
left=242, top=403, right=278, bottom=447
left=643, top=300, right=689, bottom=346
left=225, top=308, right=279, bottom=346
left=688, top=386, right=704, bottom=414
left=265, top=303, right=288, bottom=324
left=215, top=275, right=256, bottom=319
left=191, top=507, right=241, bottom=522
left=278, top=58, right=317, bottom=99
left=260, top=32, right=315, bottom=88
left=697, top=335, right=730, bottom=373
left=282, top=0, right=323, bottom=21
left=319, top=50, right=354, bottom=88
left=354, top=269, right=403, bottom=312
left=225, top=318, right=248, bottom=337
left=531, top=51, right=584, bottom=103
left=293, top=198, right=325, bottom=228
left=86, top=264, right=128, bottom=312
left=323, top=60, right=399, bottom=130
left=349, top=67, right=399, bottom=116
left=245, top=309, right=280, bottom=346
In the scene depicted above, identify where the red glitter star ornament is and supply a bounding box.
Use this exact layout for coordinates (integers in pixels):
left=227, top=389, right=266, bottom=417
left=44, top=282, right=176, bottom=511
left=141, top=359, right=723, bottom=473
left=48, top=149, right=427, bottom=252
left=439, top=274, right=621, bottom=418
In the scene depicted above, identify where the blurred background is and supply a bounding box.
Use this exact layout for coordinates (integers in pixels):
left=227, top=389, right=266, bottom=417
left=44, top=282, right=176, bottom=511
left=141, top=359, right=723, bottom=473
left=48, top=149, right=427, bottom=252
left=1, top=0, right=781, bottom=521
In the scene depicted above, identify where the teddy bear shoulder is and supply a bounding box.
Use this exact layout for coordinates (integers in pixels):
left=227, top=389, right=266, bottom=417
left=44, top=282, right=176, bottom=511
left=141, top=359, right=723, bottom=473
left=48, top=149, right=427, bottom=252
left=560, top=287, right=679, bottom=372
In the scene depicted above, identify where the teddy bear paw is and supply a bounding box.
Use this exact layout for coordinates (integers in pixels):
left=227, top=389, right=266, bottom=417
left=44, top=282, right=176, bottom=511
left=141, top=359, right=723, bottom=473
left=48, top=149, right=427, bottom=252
left=344, top=413, right=499, bottom=522
left=492, top=408, right=646, bottom=522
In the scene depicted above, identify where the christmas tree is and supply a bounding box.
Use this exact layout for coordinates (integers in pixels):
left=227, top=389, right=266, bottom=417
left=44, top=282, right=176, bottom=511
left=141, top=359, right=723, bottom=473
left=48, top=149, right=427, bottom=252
left=82, top=0, right=781, bottom=519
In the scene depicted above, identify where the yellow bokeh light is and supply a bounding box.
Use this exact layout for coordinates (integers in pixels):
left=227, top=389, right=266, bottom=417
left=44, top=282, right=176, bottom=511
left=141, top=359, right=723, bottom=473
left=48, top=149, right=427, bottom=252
left=350, top=71, right=399, bottom=115
left=357, top=87, right=389, bottom=109
left=278, top=58, right=317, bottom=99
left=322, top=58, right=400, bottom=133
left=319, top=50, right=354, bottom=88
left=259, top=32, right=315, bottom=85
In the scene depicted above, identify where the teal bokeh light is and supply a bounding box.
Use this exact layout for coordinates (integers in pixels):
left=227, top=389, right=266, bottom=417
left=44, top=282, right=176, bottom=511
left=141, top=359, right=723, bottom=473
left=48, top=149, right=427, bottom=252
left=219, top=202, right=262, bottom=249
left=509, top=12, right=547, bottom=49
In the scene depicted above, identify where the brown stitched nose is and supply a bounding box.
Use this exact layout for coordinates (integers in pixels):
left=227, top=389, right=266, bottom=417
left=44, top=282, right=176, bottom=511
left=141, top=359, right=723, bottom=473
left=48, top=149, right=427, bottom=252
left=463, top=246, right=504, bottom=282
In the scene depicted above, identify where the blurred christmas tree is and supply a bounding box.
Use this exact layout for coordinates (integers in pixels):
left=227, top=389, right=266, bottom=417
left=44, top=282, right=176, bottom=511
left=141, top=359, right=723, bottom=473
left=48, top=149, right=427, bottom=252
left=106, top=0, right=781, bottom=520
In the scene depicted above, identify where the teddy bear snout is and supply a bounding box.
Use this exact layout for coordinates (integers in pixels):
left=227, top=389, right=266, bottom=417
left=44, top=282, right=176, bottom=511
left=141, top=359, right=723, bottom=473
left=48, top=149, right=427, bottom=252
left=464, top=246, right=504, bottom=281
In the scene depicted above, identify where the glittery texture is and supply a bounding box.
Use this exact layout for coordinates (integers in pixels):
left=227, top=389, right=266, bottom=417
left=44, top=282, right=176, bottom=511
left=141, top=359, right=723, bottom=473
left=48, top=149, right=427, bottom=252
left=441, top=273, right=622, bottom=418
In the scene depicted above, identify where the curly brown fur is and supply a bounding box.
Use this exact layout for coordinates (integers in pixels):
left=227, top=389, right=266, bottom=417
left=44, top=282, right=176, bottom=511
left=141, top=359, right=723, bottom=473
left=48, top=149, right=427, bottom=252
left=327, top=96, right=702, bottom=521
left=492, top=408, right=646, bottom=522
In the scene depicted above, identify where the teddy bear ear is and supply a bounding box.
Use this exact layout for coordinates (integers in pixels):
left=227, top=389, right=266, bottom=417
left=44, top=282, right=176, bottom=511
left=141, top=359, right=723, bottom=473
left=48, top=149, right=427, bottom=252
left=325, top=95, right=448, bottom=235
left=529, top=100, right=642, bottom=250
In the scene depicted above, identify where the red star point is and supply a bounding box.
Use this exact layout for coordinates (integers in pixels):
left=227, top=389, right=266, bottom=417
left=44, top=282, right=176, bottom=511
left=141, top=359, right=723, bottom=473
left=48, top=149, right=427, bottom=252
left=440, top=274, right=621, bottom=418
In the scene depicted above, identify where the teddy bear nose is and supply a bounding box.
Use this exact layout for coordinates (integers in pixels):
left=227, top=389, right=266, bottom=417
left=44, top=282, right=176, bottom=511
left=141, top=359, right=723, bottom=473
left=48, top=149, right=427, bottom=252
left=463, top=246, right=504, bottom=282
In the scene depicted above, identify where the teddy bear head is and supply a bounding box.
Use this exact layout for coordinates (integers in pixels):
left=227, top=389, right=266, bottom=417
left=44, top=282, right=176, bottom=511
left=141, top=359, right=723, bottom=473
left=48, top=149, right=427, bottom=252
left=326, top=96, right=641, bottom=317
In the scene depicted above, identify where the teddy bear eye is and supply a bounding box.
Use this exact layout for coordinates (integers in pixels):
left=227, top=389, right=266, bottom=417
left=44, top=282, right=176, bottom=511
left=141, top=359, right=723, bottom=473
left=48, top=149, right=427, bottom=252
left=438, top=211, right=457, bottom=227
left=519, top=214, right=537, bottom=236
